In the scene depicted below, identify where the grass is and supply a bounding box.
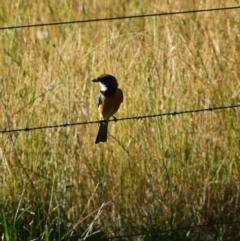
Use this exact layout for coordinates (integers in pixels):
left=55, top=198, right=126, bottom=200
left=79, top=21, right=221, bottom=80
left=1, top=0, right=240, bottom=240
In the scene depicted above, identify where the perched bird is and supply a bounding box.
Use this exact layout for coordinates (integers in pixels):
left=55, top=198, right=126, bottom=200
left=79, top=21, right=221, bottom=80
left=92, top=74, right=123, bottom=144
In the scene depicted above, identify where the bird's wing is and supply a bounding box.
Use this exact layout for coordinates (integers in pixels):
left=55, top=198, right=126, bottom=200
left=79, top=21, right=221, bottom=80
left=118, top=88, right=124, bottom=103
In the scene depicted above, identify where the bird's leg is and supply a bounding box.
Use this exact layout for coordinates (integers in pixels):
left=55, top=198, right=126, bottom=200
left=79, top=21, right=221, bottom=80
left=112, top=116, right=118, bottom=122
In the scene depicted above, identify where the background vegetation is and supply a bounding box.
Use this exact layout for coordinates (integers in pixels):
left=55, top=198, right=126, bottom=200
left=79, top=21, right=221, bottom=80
left=0, top=0, right=240, bottom=240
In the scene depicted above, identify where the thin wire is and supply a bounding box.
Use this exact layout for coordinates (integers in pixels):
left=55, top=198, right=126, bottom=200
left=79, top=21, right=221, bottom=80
left=1, top=103, right=239, bottom=134
left=1, top=6, right=240, bottom=30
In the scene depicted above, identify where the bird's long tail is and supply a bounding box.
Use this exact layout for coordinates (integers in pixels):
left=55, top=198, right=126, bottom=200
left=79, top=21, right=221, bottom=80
left=95, top=121, right=108, bottom=144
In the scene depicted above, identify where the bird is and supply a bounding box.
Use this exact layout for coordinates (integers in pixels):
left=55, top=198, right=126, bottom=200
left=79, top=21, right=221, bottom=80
left=92, top=74, right=123, bottom=144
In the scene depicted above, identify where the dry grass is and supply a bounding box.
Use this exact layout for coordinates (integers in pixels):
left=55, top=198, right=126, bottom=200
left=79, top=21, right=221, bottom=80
left=1, top=0, right=240, bottom=240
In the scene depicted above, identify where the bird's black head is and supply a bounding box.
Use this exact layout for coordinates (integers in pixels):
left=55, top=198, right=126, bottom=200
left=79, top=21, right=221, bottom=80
left=92, top=74, right=118, bottom=86
left=92, top=74, right=118, bottom=96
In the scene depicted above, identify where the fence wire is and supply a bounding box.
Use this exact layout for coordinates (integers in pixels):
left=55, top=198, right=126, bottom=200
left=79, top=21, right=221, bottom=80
left=1, top=6, right=240, bottom=30
left=1, top=103, right=240, bottom=134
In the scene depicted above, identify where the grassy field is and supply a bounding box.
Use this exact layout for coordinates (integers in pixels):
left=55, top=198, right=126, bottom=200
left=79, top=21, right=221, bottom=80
left=1, top=0, right=240, bottom=240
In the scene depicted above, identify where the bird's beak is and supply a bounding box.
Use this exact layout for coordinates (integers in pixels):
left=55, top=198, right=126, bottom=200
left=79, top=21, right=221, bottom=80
left=92, top=78, right=99, bottom=82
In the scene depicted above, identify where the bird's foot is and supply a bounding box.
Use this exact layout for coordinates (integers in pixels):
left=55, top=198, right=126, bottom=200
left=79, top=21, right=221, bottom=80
left=112, top=116, right=118, bottom=122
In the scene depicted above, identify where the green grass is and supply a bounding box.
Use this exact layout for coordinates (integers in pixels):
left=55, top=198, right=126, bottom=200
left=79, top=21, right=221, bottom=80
left=1, top=0, right=240, bottom=240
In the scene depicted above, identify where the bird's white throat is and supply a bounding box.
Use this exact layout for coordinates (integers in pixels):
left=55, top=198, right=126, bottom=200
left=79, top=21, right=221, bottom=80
left=99, top=82, right=108, bottom=91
